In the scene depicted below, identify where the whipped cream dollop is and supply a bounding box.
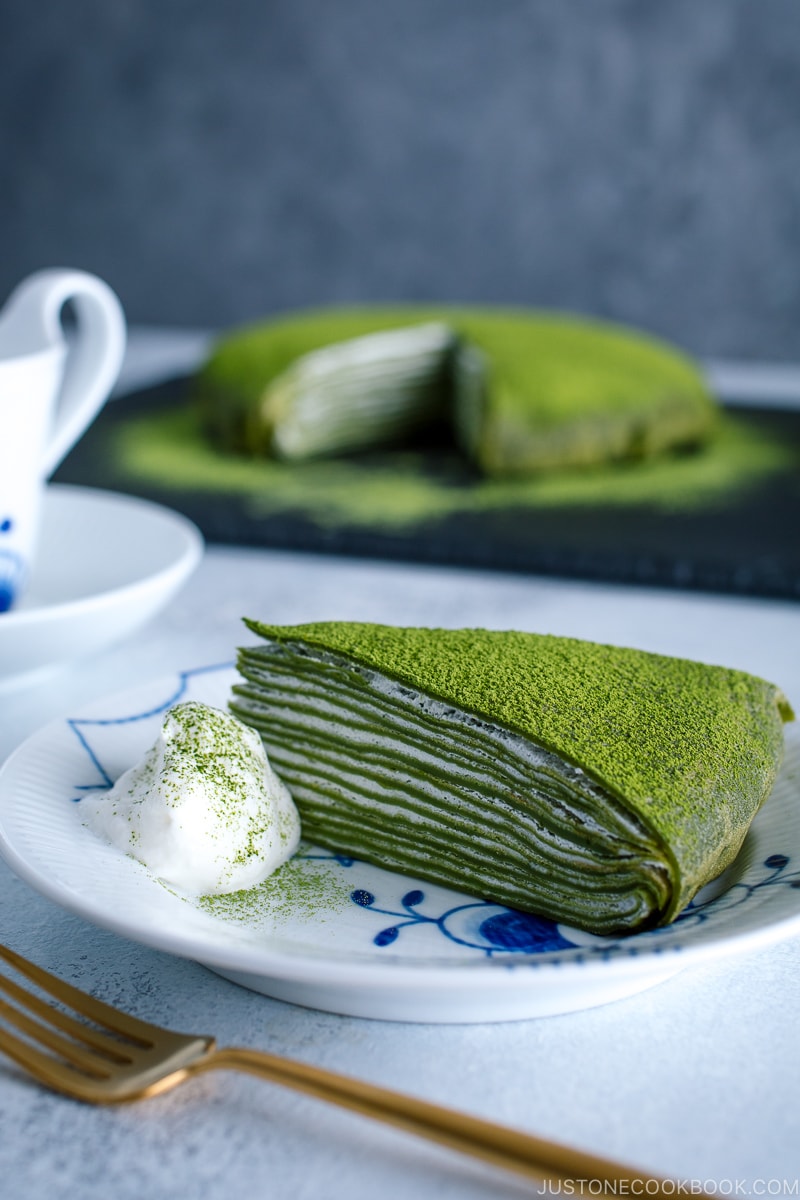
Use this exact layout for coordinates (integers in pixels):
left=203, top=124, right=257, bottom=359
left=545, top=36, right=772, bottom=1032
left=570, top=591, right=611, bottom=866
left=83, top=701, right=301, bottom=894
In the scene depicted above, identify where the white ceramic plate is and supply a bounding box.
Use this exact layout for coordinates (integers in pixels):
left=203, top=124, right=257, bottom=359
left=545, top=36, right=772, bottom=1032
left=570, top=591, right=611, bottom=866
left=0, top=664, right=798, bottom=1023
left=0, top=485, right=203, bottom=688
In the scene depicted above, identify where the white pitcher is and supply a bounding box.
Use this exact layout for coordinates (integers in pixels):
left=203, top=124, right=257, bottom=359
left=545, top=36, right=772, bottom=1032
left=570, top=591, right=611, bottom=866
left=0, top=269, right=126, bottom=612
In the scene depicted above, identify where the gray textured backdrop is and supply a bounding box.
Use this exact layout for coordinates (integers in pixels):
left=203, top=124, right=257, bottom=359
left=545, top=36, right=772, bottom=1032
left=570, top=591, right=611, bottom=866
left=2, top=0, right=799, bottom=358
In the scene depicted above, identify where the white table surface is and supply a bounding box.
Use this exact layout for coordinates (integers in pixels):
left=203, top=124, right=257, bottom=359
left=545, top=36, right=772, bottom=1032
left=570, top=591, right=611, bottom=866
left=1, top=336, right=799, bottom=1199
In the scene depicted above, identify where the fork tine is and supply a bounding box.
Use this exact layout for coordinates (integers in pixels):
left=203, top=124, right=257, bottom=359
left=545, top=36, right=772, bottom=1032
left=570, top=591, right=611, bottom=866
left=0, top=944, right=156, bottom=1045
left=0, top=1023, right=107, bottom=1101
left=0, top=995, right=110, bottom=1077
left=0, top=972, right=134, bottom=1063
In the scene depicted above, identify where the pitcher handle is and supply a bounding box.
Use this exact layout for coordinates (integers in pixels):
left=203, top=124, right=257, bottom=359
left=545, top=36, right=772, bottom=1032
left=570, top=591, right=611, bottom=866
left=4, top=269, right=126, bottom=478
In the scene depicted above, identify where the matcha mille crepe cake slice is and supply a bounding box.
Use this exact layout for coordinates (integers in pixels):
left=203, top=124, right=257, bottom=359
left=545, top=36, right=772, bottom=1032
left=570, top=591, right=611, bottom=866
left=231, top=622, right=792, bottom=937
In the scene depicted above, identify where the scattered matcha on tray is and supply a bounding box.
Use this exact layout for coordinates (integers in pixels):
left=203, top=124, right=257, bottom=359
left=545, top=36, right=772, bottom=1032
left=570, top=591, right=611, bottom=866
left=230, top=621, right=793, bottom=937
left=114, top=401, right=792, bottom=527
left=194, top=306, right=717, bottom=475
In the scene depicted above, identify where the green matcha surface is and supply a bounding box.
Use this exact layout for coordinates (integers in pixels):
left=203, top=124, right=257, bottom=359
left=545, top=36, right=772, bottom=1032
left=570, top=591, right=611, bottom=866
left=195, top=306, right=716, bottom=473
left=243, top=621, right=793, bottom=923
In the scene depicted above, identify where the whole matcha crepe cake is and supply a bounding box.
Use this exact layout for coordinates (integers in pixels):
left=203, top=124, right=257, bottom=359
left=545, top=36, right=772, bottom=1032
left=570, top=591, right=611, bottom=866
left=231, top=621, right=792, bottom=937
left=195, top=307, right=716, bottom=475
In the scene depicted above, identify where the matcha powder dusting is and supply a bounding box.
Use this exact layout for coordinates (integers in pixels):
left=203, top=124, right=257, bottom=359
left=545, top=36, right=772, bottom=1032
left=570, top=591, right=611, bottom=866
left=82, top=701, right=301, bottom=895
left=197, top=851, right=354, bottom=929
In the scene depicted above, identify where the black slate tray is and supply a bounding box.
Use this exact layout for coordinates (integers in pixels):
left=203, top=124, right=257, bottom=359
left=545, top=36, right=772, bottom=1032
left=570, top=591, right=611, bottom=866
left=54, top=379, right=800, bottom=601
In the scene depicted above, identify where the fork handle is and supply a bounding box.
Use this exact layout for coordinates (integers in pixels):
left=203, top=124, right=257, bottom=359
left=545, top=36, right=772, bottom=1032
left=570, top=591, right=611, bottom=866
left=196, top=1046, right=674, bottom=1191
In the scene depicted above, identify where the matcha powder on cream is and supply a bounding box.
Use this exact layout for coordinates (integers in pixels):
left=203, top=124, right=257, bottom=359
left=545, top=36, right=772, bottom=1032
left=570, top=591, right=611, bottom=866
left=83, top=702, right=301, bottom=895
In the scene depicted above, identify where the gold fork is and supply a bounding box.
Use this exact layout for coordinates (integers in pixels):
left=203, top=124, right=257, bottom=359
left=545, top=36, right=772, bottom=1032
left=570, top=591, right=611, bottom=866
left=0, top=941, right=681, bottom=1193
